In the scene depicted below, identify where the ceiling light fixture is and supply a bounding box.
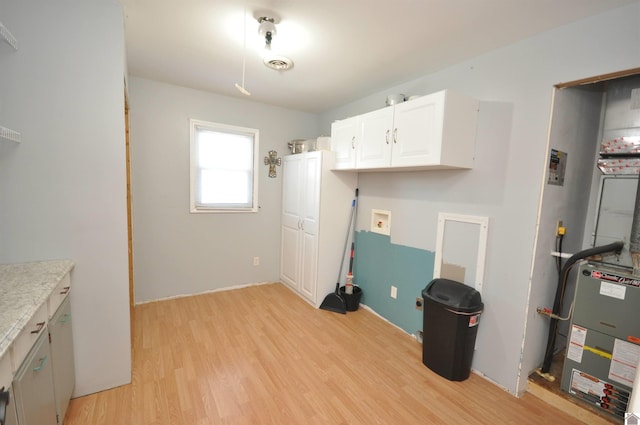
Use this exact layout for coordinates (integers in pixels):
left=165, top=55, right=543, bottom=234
left=257, top=17, right=276, bottom=51
left=257, top=15, right=294, bottom=72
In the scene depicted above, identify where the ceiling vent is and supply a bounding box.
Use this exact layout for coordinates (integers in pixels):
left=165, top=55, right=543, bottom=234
left=264, top=55, right=294, bottom=71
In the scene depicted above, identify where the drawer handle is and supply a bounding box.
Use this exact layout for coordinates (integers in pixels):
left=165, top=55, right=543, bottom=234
left=60, top=286, right=70, bottom=295
left=30, top=322, right=45, bottom=334
left=59, top=313, right=71, bottom=324
left=33, top=356, right=47, bottom=372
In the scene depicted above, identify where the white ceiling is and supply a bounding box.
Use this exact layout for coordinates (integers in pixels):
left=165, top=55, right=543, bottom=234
left=120, top=0, right=638, bottom=113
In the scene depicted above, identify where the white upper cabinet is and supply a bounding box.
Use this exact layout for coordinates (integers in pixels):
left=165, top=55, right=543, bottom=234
left=357, top=107, right=394, bottom=169
left=330, top=89, right=479, bottom=171
left=330, top=117, right=359, bottom=169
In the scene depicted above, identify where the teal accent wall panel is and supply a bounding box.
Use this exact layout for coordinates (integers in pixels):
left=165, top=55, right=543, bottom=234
left=353, top=231, right=435, bottom=335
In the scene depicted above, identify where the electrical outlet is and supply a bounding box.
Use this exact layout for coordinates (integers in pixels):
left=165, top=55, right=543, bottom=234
left=253, top=256, right=260, bottom=266
left=390, top=285, right=397, bottom=299
left=416, top=297, right=423, bottom=311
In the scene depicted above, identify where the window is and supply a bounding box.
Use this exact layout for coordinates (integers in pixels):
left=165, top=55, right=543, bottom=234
left=190, top=119, right=259, bottom=213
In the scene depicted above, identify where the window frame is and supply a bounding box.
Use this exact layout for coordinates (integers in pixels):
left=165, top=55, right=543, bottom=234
left=189, top=119, right=259, bottom=213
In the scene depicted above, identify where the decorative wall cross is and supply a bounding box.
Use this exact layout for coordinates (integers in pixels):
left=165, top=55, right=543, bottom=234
left=264, top=150, right=281, bottom=178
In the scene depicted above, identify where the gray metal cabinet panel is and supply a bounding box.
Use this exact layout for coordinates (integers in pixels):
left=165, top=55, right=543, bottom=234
left=572, top=263, right=640, bottom=340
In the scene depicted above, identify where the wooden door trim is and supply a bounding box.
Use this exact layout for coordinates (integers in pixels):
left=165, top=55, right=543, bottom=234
left=555, top=67, right=640, bottom=88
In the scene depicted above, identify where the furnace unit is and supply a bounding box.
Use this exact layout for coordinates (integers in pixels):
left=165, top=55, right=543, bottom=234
left=560, top=173, right=640, bottom=418
left=561, top=262, right=640, bottom=418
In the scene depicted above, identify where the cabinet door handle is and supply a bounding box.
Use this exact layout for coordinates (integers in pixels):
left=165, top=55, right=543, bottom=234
left=300, top=221, right=305, bottom=231
left=60, top=286, right=70, bottom=295
left=30, top=321, right=45, bottom=334
left=393, top=128, right=398, bottom=144
left=59, top=313, right=71, bottom=324
left=385, top=129, right=390, bottom=144
left=33, top=356, right=47, bottom=372
left=351, top=136, right=355, bottom=149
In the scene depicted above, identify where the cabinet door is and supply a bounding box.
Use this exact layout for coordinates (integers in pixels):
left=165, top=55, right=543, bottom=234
left=298, top=153, right=321, bottom=301
left=357, top=107, right=393, bottom=169
left=391, top=91, right=445, bottom=167
left=49, top=295, right=75, bottom=423
left=280, top=154, right=305, bottom=289
left=330, top=118, right=358, bottom=169
left=13, top=332, right=57, bottom=425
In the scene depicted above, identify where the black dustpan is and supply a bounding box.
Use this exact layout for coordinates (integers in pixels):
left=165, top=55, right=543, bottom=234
left=320, top=189, right=358, bottom=314
left=320, top=282, right=347, bottom=314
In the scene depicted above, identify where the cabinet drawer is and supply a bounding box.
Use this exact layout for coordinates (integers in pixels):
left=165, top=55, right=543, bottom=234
left=47, top=272, right=71, bottom=319
left=0, top=352, right=12, bottom=388
left=10, top=303, right=47, bottom=372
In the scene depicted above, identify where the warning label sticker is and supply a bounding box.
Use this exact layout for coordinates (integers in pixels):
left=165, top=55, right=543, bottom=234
left=609, top=339, right=640, bottom=387
left=567, top=324, right=587, bottom=363
left=600, top=281, right=627, bottom=300
left=569, top=369, right=605, bottom=397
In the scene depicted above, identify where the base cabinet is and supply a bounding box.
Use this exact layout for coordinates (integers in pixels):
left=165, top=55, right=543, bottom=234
left=280, top=151, right=358, bottom=306
left=2, top=267, right=74, bottom=425
left=49, top=296, right=75, bottom=423
left=13, top=332, right=57, bottom=425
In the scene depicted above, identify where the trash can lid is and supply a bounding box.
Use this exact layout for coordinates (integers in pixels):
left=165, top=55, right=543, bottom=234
left=422, top=278, right=482, bottom=310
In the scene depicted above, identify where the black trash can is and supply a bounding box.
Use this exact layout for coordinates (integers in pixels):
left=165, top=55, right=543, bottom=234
left=339, top=286, right=362, bottom=311
left=421, top=278, right=483, bottom=381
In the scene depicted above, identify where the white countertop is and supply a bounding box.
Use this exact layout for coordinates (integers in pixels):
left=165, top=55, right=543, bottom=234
left=0, top=260, right=74, bottom=358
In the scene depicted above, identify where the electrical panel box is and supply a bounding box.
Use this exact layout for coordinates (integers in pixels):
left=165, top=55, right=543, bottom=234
left=561, top=262, right=640, bottom=419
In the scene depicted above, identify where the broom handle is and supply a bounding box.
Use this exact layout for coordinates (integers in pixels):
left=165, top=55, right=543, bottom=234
left=337, top=196, right=356, bottom=285
left=348, top=242, right=354, bottom=274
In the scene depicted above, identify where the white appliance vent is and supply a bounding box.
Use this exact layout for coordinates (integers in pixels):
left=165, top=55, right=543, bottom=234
left=264, top=56, right=294, bottom=71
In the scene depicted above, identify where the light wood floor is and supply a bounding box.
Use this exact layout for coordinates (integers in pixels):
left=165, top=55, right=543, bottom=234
left=65, top=283, right=586, bottom=424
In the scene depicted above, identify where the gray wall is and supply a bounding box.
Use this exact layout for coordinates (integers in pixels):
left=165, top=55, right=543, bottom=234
left=319, top=2, right=640, bottom=395
left=128, top=77, right=319, bottom=303
left=527, top=85, right=604, bottom=378
left=0, top=0, right=131, bottom=396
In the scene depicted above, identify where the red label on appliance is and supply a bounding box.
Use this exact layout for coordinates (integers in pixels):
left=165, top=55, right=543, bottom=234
left=590, top=270, right=640, bottom=288
left=628, top=336, right=640, bottom=344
